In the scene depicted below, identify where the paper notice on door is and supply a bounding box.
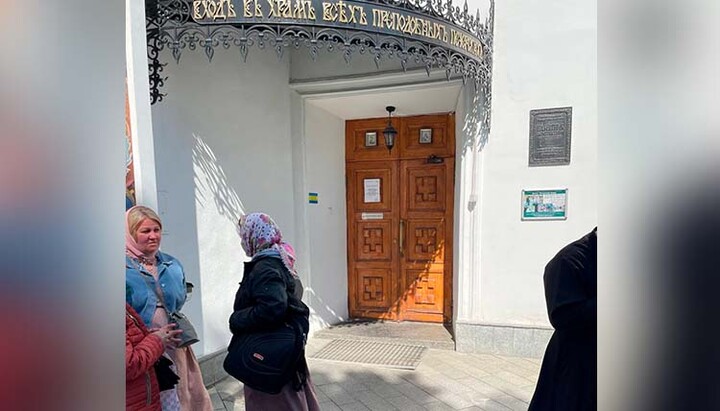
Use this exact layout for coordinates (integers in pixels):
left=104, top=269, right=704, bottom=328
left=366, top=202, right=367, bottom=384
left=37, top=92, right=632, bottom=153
left=363, top=178, right=381, bottom=203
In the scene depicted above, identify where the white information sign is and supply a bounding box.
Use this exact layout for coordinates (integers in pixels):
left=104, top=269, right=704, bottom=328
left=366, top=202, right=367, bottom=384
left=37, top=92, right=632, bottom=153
left=364, top=178, right=381, bottom=203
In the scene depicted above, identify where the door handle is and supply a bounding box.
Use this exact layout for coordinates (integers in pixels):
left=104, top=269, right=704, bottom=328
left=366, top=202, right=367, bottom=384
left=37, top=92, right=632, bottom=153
left=399, top=219, right=405, bottom=257
left=427, top=154, right=444, bottom=164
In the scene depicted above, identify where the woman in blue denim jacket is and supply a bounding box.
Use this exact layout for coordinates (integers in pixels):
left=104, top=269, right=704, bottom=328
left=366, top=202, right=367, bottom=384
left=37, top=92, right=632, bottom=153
left=125, top=206, right=211, bottom=411
left=126, top=251, right=186, bottom=327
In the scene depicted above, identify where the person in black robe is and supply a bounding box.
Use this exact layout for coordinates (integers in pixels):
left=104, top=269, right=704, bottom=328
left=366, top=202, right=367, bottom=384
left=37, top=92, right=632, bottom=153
left=529, top=228, right=597, bottom=411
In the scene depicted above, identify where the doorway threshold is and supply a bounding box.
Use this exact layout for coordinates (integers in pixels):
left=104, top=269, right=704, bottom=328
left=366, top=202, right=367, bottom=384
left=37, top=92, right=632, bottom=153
left=312, top=319, right=455, bottom=351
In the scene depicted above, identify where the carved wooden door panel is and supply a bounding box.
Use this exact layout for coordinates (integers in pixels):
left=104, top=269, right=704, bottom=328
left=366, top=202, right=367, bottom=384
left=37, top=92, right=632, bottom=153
left=399, top=157, right=454, bottom=323
left=346, top=113, right=454, bottom=323
left=346, top=160, right=400, bottom=320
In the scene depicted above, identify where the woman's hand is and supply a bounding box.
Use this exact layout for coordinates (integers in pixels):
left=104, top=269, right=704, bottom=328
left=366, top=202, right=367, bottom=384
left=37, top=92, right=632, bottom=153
left=151, top=323, right=183, bottom=349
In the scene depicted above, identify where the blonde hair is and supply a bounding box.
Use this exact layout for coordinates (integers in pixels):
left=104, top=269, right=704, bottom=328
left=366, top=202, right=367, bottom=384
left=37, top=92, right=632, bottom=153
left=128, top=206, right=162, bottom=239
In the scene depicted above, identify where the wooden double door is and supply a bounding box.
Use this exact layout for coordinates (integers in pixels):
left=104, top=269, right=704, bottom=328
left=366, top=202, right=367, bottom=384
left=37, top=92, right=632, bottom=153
left=346, top=113, right=455, bottom=323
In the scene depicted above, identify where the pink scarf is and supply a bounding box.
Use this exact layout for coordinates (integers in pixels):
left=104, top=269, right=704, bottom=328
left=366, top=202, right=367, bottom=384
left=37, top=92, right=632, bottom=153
left=281, top=243, right=296, bottom=271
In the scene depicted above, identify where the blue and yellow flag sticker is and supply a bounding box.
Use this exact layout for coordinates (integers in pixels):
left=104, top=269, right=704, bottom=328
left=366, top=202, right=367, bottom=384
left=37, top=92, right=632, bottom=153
left=308, top=192, right=318, bottom=204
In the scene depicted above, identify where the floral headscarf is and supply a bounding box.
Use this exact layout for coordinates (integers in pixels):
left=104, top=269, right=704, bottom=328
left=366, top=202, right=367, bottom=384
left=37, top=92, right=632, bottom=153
left=238, top=212, right=297, bottom=278
left=281, top=243, right=296, bottom=271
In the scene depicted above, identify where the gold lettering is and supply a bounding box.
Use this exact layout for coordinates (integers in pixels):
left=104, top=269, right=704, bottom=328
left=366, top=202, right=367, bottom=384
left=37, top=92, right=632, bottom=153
left=448, top=29, right=482, bottom=58
left=279, top=0, right=292, bottom=18
left=203, top=0, right=216, bottom=18
left=383, top=10, right=390, bottom=28
left=193, top=1, right=205, bottom=19
left=385, top=11, right=393, bottom=30
left=267, top=0, right=278, bottom=17
left=193, top=0, right=237, bottom=21
left=307, top=1, right=316, bottom=19
left=294, top=0, right=307, bottom=19
left=322, top=3, right=335, bottom=21
left=338, top=1, right=348, bottom=23
left=358, top=7, right=367, bottom=25
left=406, top=16, right=417, bottom=35
left=347, top=5, right=358, bottom=24
left=396, top=13, right=404, bottom=32
left=213, top=0, right=226, bottom=19
left=243, top=0, right=253, bottom=17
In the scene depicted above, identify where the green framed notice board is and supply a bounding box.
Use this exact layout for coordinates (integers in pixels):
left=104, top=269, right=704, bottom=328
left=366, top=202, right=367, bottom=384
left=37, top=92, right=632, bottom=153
left=521, top=189, right=568, bottom=220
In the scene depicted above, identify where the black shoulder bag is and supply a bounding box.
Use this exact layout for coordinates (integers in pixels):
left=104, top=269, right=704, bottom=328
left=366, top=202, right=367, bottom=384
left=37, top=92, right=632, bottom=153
left=223, top=275, right=309, bottom=394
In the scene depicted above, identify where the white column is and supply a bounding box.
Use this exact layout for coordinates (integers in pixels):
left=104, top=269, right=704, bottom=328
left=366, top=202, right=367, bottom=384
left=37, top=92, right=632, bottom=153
left=126, top=0, right=158, bottom=209
left=290, top=92, right=313, bottom=291
left=454, top=85, right=486, bottom=323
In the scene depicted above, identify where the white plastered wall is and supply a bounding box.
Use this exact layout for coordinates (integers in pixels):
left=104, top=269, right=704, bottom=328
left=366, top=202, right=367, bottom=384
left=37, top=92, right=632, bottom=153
left=464, top=0, right=597, bottom=327
left=150, top=47, right=297, bottom=356
left=298, top=102, right=349, bottom=332
left=128, top=0, right=597, bottom=356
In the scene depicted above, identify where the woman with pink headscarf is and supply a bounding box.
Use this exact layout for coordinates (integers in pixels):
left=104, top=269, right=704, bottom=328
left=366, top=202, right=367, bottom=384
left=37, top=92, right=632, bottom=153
left=125, top=205, right=212, bottom=411
left=230, top=212, right=320, bottom=411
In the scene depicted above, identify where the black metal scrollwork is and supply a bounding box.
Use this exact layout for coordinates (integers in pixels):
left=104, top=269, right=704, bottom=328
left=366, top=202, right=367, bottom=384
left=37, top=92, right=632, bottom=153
left=145, top=0, right=494, bottom=119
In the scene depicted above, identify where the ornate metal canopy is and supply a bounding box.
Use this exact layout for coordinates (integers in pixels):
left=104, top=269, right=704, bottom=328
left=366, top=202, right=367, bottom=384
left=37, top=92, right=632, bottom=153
left=146, top=0, right=494, bottom=109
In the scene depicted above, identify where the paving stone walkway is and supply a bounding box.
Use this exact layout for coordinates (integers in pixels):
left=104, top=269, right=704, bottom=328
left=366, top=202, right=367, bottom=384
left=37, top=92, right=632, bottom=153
left=208, top=336, right=540, bottom=411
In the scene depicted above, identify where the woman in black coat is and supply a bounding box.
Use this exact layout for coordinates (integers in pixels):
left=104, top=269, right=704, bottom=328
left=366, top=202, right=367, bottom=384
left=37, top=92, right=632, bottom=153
left=230, top=212, right=320, bottom=411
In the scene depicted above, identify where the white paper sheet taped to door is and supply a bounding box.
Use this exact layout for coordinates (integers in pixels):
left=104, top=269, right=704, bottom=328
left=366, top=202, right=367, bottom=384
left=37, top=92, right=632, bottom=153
left=363, top=178, right=381, bottom=203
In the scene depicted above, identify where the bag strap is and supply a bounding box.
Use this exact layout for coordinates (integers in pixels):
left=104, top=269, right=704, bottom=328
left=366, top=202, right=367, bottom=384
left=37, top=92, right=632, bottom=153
left=133, top=259, right=171, bottom=313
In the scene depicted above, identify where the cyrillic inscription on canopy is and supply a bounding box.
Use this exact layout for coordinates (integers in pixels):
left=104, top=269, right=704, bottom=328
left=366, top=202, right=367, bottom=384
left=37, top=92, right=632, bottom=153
left=190, top=0, right=485, bottom=61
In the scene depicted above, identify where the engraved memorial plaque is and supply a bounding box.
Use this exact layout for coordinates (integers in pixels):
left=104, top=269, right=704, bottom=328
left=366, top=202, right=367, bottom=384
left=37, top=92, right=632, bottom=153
left=529, top=107, right=572, bottom=166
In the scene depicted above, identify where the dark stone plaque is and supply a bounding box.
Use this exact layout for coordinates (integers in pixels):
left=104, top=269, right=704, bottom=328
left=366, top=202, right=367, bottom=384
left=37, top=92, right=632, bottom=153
left=529, top=107, right=572, bottom=166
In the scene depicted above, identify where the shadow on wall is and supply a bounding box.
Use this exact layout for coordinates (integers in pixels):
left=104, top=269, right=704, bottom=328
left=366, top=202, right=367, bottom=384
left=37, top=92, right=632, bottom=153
left=304, top=288, right=347, bottom=332
left=192, top=134, right=246, bottom=225
left=457, top=82, right=490, bottom=217
left=459, top=82, right=491, bottom=157
left=189, top=134, right=248, bottom=354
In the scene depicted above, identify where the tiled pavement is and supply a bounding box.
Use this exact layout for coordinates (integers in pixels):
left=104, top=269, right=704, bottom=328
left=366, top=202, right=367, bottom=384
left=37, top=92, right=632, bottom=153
left=208, top=337, right=541, bottom=411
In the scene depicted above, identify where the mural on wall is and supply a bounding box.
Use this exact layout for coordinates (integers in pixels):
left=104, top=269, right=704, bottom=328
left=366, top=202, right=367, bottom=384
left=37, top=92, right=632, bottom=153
left=125, top=81, right=136, bottom=210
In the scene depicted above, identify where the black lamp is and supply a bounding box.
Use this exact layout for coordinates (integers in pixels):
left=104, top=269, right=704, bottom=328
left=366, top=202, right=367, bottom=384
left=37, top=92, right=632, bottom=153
left=383, top=106, right=397, bottom=152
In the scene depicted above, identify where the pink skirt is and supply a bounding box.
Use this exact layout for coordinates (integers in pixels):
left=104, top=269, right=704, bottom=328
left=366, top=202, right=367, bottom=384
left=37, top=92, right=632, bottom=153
left=244, top=373, right=321, bottom=411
